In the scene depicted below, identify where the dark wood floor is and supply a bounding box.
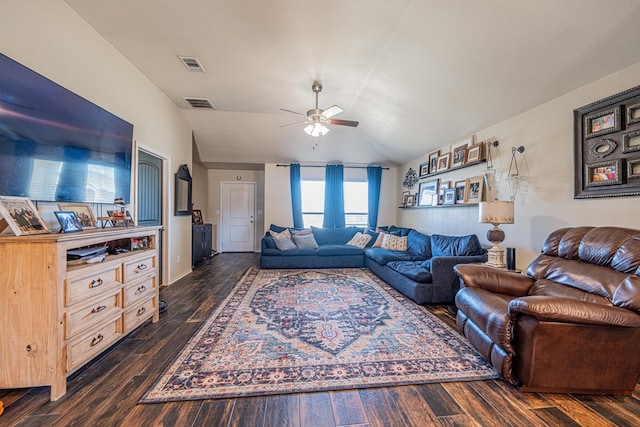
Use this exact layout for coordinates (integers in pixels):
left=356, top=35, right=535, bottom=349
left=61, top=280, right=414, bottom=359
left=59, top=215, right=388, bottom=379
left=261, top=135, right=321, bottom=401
left=1, top=253, right=639, bottom=426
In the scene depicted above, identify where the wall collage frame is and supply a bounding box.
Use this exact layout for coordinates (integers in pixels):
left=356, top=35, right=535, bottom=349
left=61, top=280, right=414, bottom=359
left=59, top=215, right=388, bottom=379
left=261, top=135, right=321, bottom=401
left=574, top=85, right=640, bottom=199
left=403, top=136, right=487, bottom=208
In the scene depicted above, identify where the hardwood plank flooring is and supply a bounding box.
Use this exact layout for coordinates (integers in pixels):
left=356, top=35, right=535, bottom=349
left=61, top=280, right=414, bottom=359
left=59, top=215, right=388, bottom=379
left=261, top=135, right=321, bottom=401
left=1, top=253, right=639, bottom=426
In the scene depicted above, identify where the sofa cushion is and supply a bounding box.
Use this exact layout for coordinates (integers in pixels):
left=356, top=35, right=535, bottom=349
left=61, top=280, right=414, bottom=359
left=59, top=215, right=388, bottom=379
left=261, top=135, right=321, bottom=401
left=386, top=261, right=432, bottom=283
left=346, top=232, right=373, bottom=249
left=381, top=234, right=408, bottom=251
left=408, top=230, right=432, bottom=258
left=431, top=234, right=484, bottom=257
left=363, top=229, right=379, bottom=247
left=311, top=226, right=363, bottom=246
left=317, top=244, right=365, bottom=256
left=292, top=233, right=319, bottom=249
left=388, top=225, right=412, bottom=236
left=261, top=247, right=318, bottom=257
left=263, top=234, right=277, bottom=249
left=269, top=228, right=297, bottom=251
left=365, top=248, right=421, bottom=265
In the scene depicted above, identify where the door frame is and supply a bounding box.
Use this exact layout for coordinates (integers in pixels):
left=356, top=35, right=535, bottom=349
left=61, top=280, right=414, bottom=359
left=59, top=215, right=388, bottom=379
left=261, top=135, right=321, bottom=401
left=134, top=142, right=170, bottom=286
left=219, top=181, right=256, bottom=253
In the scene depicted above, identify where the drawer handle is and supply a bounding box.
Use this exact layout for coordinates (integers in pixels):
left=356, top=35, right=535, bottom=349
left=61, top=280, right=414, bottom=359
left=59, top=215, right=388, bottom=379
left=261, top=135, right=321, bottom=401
left=91, top=305, right=106, bottom=314
left=89, top=278, right=104, bottom=288
left=135, top=285, right=147, bottom=295
left=91, top=334, right=104, bottom=347
left=137, top=307, right=146, bottom=316
left=135, top=263, right=148, bottom=273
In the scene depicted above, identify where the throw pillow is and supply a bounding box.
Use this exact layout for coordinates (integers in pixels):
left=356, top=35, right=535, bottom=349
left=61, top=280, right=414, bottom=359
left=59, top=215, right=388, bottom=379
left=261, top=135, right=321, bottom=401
left=291, top=228, right=313, bottom=236
left=292, top=233, right=319, bottom=249
left=372, top=231, right=387, bottom=248
left=381, top=234, right=408, bottom=251
left=346, top=232, right=373, bottom=249
left=269, top=228, right=297, bottom=251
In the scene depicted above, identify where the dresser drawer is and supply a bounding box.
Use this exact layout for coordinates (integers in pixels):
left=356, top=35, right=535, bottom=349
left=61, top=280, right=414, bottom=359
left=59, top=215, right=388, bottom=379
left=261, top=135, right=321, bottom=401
left=65, top=291, right=121, bottom=340
left=123, top=276, right=156, bottom=308
left=64, top=265, right=120, bottom=306
left=122, top=253, right=156, bottom=284
left=123, top=297, right=156, bottom=333
left=66, top=316, right=123, bottom=372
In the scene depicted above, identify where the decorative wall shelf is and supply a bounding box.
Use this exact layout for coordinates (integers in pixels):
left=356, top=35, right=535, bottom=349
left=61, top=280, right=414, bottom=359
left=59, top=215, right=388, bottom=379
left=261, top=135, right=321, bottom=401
left=420, top=159, right=486, bottom=179
left=399, top=203, right=479, bottom=209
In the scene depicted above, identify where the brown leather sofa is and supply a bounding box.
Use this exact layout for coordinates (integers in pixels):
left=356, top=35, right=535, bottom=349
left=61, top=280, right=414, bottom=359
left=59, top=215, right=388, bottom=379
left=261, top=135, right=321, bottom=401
left=454, top=226, right=640, bottom=395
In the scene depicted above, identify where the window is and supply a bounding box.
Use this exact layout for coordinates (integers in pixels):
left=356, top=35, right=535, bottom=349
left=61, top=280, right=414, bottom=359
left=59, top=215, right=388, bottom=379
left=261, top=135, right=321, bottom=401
left=344, top=181, right=368, bottom=226
left=301, top=180, right=368, bottom=227
left=301, top=180, right=325, bottom=227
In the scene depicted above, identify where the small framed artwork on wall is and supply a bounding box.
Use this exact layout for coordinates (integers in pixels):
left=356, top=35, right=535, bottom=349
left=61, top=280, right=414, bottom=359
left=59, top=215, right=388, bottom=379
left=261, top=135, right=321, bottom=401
left=454, top=180, right=466, bottom=204
left=437, top=153, right=451, bottom=172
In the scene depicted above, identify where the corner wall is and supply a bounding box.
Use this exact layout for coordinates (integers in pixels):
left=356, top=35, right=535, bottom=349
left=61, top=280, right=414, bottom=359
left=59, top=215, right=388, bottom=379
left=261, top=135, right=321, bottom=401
left=398, top=62, right=640, bottom=269
left=2, top=0, right=194, bottom=284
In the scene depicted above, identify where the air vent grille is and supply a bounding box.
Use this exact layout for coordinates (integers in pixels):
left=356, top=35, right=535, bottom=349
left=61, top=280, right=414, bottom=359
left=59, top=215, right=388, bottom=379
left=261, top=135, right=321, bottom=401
left=183, top=97, right=216, bottom=109
left=178, top=56, right=205, bottom=72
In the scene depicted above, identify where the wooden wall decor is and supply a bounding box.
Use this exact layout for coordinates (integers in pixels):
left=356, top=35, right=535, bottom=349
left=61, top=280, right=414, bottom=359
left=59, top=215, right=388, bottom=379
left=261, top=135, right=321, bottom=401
left=574, top=85, right=640, bottom=199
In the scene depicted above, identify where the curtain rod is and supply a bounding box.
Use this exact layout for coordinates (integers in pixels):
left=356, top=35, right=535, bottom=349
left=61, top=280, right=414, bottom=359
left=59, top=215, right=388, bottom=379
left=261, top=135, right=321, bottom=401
left=276, top=164, right=389, bottom=170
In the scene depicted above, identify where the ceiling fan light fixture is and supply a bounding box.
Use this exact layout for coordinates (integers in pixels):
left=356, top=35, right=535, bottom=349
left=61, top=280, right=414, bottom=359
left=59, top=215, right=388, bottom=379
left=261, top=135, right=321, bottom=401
left=304, top=122, right=330, bottom=137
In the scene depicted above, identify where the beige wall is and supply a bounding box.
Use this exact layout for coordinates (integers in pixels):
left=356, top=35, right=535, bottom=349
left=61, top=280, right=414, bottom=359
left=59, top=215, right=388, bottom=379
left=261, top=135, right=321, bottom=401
left=206, top=169, right=265, bottom=252
left=2, top=1, right=193, bottom=284
left=264, top=163, right=398, bottom=232
left=398, top=62, right=640, bottom=270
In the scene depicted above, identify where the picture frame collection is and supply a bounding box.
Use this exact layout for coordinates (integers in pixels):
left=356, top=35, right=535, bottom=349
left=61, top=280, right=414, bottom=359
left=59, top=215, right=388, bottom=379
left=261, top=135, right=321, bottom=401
left=405, top=134, right=486, bottom=208
left=574, top=85, right=640, bottom=198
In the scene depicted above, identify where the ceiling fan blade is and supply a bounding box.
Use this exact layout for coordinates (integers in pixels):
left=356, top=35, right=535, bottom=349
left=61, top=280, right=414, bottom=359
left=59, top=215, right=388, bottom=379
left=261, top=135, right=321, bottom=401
left=280, top=108, right=305, bottom=116
left=279, top=121, right=308, bottom=128
left=321, top=105, right=343, bottom=119
left=327, top=118, right=359, bottom=127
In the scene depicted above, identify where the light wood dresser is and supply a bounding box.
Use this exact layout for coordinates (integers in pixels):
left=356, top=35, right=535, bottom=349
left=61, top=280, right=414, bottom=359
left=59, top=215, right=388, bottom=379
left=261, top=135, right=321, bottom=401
left=0, top=226, right=161, bottom=400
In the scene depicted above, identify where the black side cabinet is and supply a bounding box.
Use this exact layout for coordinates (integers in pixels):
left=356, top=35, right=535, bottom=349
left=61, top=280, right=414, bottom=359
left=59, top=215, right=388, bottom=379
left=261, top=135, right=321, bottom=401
left=192, top=223, right=212, bottom=268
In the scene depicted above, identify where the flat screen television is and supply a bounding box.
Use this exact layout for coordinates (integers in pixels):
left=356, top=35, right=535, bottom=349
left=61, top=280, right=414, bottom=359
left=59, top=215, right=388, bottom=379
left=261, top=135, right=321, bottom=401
left=0, top=53, right=133, bottom=204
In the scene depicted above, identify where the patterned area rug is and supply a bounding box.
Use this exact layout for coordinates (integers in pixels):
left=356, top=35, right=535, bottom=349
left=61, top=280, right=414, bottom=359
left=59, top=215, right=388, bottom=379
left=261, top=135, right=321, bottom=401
left=141, top=268, right=497, bottom=402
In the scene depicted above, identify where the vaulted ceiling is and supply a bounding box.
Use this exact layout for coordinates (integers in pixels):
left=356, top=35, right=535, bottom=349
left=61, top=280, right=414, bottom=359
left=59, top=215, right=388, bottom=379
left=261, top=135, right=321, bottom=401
left=65, top=0, right=640, bottom=167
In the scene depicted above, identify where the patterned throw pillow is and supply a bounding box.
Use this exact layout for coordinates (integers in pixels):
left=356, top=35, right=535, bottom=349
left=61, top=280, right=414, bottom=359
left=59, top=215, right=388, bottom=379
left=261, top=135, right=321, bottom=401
left=381, top=234, right=408, bottom=251
left=346, top=232, right=373, bottom=249
left=268, top=228, right=297, bottom=251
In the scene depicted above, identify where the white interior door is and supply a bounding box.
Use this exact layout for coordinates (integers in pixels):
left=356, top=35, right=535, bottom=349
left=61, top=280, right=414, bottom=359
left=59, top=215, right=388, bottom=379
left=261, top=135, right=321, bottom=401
left=220, top=182, right=256, bottom=252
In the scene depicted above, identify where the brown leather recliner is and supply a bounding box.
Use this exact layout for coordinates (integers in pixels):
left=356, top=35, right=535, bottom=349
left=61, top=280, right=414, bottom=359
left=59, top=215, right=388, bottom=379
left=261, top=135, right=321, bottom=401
left=454, top=226, right=640, bottom=395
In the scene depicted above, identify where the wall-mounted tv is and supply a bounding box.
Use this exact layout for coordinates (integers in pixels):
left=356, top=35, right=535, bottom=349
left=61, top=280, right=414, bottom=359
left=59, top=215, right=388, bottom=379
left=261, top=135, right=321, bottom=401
left=0, top=53, right=133, bottom=204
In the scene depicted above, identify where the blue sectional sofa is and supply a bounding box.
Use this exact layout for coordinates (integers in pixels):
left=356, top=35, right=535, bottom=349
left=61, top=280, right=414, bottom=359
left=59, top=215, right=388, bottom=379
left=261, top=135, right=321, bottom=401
left=260, top=225, right=487, bottom=304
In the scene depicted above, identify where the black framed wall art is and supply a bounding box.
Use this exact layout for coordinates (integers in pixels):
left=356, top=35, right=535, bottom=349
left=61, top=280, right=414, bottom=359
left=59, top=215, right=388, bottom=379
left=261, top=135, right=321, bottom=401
left=574, top=85, right=640, bottom=199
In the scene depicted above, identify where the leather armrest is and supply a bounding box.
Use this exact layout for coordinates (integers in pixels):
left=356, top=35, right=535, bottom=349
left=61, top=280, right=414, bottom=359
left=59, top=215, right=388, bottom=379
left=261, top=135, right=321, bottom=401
left=509, top=296, right=640, bottom=327
left=454, top=264, right=534, bottom=296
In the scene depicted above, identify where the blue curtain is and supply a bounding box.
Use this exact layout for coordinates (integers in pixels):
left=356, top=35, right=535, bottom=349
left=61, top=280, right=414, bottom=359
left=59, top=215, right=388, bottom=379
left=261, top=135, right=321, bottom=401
left=290, top=163, right=303, bottom=229
left=367, top=166, right=382, bottom=228
left=323, top=164, right=345, bottom=228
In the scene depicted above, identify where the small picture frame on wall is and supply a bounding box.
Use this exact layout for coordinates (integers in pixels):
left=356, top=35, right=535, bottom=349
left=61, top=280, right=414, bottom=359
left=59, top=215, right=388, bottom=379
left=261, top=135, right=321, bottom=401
left=585, top=159, right=623, bottom=187
left=402, top=191, right=410, bottom=207
left=627, top=103, right=640, bottom=125
left=622, top=130, right=640, bottom=153
left=419, top=162, right=430, bottom=178
left=405, top=194, right=415, bottom=207
left=454, top=180, right=466, bottom=204
left=584, top=107, right=621, bottom=139
left=628, top=159, right=640, bottom=179
left=192, top=209, right=204, bottom=224
left=418, top=179, right=439, bottom=206
left=437, top=153, right=451, bottom=172
left=428, top=151, right=440, bottom=174
left=466, top=143, right=483, bottom=163
left=443, top=188, right=457, bottom=205
left=464, top=176, right=484, bottom=204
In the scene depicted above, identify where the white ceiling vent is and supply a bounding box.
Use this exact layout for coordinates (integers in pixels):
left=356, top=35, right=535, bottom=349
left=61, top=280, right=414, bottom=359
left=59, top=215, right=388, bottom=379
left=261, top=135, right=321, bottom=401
left=178, top=56, right=206, bottom=72
left=183, top=97, right=216, bottom=109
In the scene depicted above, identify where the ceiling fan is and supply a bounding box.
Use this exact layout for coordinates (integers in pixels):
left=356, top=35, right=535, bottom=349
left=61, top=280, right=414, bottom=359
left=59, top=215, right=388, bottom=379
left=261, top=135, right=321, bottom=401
left=280, top=81, right=359, bottom=137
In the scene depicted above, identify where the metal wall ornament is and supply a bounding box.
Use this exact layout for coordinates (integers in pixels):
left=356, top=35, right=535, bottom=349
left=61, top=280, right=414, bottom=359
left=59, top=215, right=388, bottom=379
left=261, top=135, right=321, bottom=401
left=589, top=139, right=617, bottom=158
left=574, top=85, right=640, bottom=199
left=403, top=167, right=419, bottom=189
